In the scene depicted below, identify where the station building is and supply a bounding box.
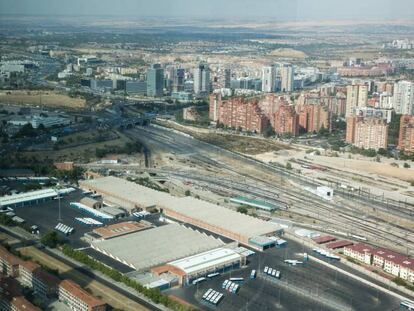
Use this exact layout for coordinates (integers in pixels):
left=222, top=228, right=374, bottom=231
left=152, top=247, right=244, bottom=286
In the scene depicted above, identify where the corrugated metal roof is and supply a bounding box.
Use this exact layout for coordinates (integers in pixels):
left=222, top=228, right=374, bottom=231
left=0, top=189, right=57, bottom=207
left=91, top=223, right=224, bottom=271
left=168, top=247, right=241, bottom=275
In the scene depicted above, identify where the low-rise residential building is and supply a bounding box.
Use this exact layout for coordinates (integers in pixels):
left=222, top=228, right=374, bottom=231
left=0, top=277, right=41, bottom=311
left=343, top=243, right=375, bottom=265
left=373, top=248, right=414, bottom=281
left=19, top=261, right=59, bottom=299
left=58, top=279, right=106, bottom=311
left=0, top=247, right=22, bottom=278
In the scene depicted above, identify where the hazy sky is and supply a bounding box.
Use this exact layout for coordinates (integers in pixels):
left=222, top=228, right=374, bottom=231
left=0, top=0, right=413, bottom=20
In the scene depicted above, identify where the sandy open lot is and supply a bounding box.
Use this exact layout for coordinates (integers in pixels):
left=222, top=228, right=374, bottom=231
left=0, top=90, right=86, bottom=109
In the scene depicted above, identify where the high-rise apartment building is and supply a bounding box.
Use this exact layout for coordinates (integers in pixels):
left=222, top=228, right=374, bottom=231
left=272, top=104, right=299, bottom=136
left=298, top=104, right=330, bottom=133
left=262, top=65, right=277, bottom=93
left=223, top=68, right=231, bottom=89
left=393, top=81, right=414, bottom=115
left=345, top=84, right=368, bottom=117
left=346, top=117, right=388, bottom=150
left=193, top=64, right=211, bottom=96
left=209, top=94, right=268, bottom=133
left=281, top=64, right=294, bottom=93
left=398, top=115, right=414, bottom=154
left=146, top=64, right=164, bottom=97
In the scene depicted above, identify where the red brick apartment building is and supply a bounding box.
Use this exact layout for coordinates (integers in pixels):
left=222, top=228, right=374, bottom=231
left=398, top=115, right=414, bottom=154
left=209, top=93, right=299, bottom=135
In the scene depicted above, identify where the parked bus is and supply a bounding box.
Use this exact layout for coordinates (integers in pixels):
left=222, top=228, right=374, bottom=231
left=229, top=277, right=244, bottom=282
left=207, top=272, right=220, bottom=279
left=401, top=300, right=414, bottom=311
left=192, top=277, right=206, bottom=285
left=250, top=270, right=256, bottom=279
left=203, top=289, right=213, bottom=300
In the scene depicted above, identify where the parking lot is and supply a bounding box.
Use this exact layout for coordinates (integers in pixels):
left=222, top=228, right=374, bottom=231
left=166, top=238, right=400, bottom=311
left=10, top=188, right=142, bottom=249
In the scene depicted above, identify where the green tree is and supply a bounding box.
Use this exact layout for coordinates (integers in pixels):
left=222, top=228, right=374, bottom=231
left=263, top=123, right=275, bottom=138
left=40, top=231, right=60, bottom=248
left=237, top=206, right=248, bottom=214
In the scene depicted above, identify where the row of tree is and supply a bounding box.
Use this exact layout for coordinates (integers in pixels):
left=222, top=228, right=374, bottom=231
left=61, top=245, right=196, bottom=311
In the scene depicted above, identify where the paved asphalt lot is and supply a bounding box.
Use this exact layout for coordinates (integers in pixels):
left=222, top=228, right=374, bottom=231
left=166, top=238, right=401, bottom=311
left=8, top=188, right=404, bottom=311
left=11, top=189, right=135, bottom=248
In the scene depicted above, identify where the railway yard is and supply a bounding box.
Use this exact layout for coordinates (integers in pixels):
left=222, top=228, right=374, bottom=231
left=85, top=124, right=414, bottom=257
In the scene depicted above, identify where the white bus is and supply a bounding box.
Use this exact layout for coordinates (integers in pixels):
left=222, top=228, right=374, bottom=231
left=250, top=270, right=256, bottom=279
left=192, top=277, right=206, bottom=285
left=207, top=272, right=220, bottom=279
left=401, top=300, right=414, bottom=311
left=203, top=289, right=213, bottom=300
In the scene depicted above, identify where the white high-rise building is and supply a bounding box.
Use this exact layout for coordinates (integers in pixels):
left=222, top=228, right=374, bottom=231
left=346, top=84, right=368, bottom=117
left=393, top=81, right=414, bottom=115
left=281, top=64, right=294, bottom=93
left=262, top=65, right=276, bottom=93
left=193, top=64, right=211, bottom=96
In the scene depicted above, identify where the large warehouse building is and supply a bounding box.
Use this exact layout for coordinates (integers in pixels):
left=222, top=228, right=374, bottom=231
left=79, top=176, right=170, bottom=211
left=161, top=196, right=282, bottom=248
left=90, top=223, right=227, bottom=271
left=80, top=176, right=282, bottom=250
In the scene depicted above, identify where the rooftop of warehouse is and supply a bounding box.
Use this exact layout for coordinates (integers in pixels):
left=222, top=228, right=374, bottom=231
left=162, top=196, right=281, bottom=239
left=168, top=247, right=241, bottom=275
left=91, top=223, right=225, bottom=271
left=80, top=176, right=171, bottom=208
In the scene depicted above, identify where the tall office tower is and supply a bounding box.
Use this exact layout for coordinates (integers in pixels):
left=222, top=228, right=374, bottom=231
left=172, top=68, right=185, bottom=92
left=398, top=115, right=414, bottom=154
left=281, top=64, right=294, bottom=93
left=146, top=64, right=164, bottom=97
left=223, top=68, right=231, bottom=89
left=262, top=65, right=276, bottom=93
left=345, top=84, right=368, bottom=117
left=193, top=64, right=211, bottom=96
left=393, top=81, right=414, bottom=115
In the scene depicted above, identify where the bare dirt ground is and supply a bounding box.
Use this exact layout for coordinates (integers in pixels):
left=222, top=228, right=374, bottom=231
left=252, top=147, right=414, bottom=204
left=268, top=48, right=307, bottom=58
left=0, top=90, right=86, bottom=109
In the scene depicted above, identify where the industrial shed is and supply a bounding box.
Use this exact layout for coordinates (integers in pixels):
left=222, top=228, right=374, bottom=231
left=90, top=223, right=225, bottom=271
left=161, top=197, right=282, bottom=249
left=80, top=197, right=102, bottom=209
left=79, top=176, right=170, bottom=211
left=80, top=177, right=282, bottom=250
left=0, top=189, right=58, bottom=208
left=153, top=247, right=244, bottom=285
